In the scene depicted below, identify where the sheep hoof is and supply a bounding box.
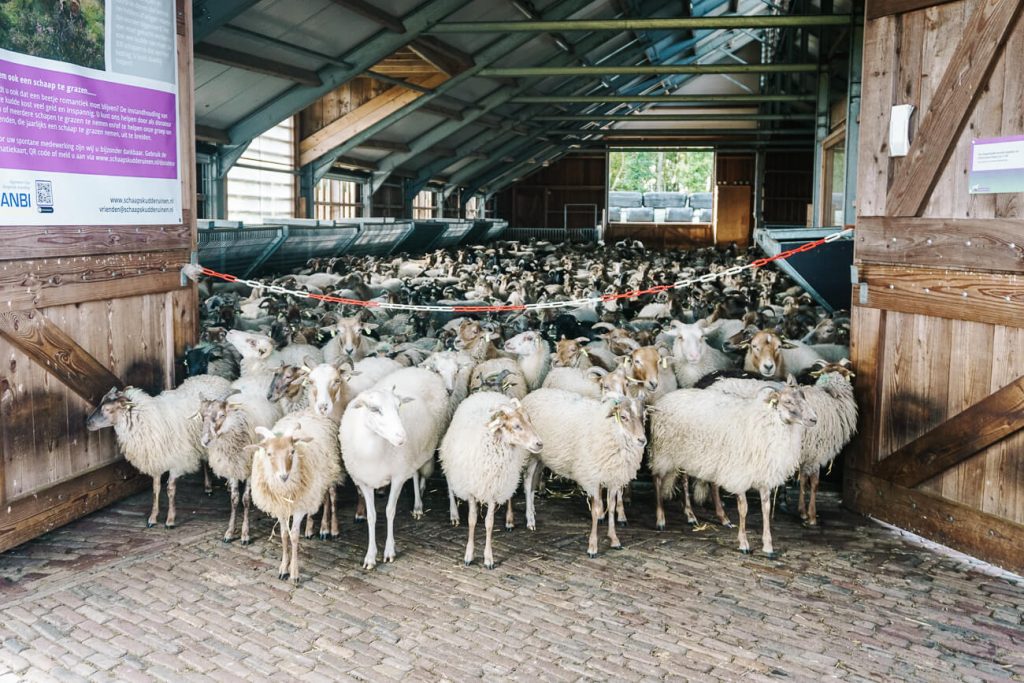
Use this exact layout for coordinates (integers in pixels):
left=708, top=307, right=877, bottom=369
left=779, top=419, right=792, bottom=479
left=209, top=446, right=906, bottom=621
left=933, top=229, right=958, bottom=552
left=764, top=551, right=777, bottom=559
left=278, top=572, right=289, bottom=581
left=484, top=561, right=495, bottom=570
left=241, top=538, right=251, bottom=546
left=319, top=532, right=330, bottom=540
left=802, top=519, right=818, bottom=528
left=222, top=536, right=234, bottom=544
left=587, top=551, right=598, bottom=559
left=464, top=559, right=473, bottom=567
left=504, top=524, right=514, bottom=532
left=450, top=519, right=459, bottom=527
left=362, top=561, right=376, bottom=571
left=146, top=521, right=157, bottom=528
left=611, top=543, right=623, bottom=550
left=655, top=522, right=665, bottom=531
left=412, top=511, right=423, bottom=520
left=354, top=515, right=366, bottom=523
left=617, top=519, right=628, bottom=528
left=164, top=522, right=176, bottom=529
left=687, top=519, right=699, bottom=527
left=739, top=548, right=751, bottom=555
left=721, top=521, right=735, bottom=529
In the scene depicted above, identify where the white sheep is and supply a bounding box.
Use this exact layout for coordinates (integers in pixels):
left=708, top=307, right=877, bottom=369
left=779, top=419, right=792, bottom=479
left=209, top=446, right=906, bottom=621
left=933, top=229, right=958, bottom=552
left=226, top=330, right=323, bottom=399
left=541, top=366, right=606, bottom=399
left=323, top=316, right=378, bottom=365
left=85, top=375, right=233, bottom=528
left=665, top=320, right=736, bottom=388
left=648, top=378, right=817, bottom=556
left=339, top=367, right=450, bottom=569
left=469, top=359, right=528, bottom=400
left=247, top=412, right=342, bottom=583
left=439, top=393, right=543, bottom=568
left=623, top=345, right=678, bottom=403
left=521, top=390, right=648, bottom=557
left=502, top=330, right=552, bottom=390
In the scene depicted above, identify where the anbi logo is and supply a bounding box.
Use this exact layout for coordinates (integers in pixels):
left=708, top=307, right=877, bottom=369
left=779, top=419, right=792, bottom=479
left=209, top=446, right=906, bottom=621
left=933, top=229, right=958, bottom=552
left=0, top=190, right=31, bottom=209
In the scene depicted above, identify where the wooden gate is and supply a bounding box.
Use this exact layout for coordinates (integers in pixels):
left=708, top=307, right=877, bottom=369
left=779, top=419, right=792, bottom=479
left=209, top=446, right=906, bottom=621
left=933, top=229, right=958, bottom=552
left=0, top=1, right=198, bottom=553
left=846, top=0, right=1024, bottom=573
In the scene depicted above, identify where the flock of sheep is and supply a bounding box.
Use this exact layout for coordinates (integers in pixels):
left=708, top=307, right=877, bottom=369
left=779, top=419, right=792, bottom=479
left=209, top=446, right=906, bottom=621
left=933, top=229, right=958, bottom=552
left=86, top=239, right=857, bottom=583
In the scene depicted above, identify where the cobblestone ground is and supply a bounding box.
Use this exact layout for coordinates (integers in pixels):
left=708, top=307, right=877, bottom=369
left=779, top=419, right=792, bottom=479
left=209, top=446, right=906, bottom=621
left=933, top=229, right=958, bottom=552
left=1, top=476, right=1022, bottom=682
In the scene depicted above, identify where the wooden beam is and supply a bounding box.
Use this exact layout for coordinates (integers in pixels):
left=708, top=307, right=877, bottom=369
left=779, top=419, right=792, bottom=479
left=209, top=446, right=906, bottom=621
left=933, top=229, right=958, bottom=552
left=871, top=375, right=1024, bottom=488
left=299, top=73, right=447, bottom=166
left=357, top=139, right=411, bottom=153
left=0, top=222, right=191, bottom=261
left=865, top=0, right=961, bottom=20
left=194, top=43, right=323, bottom=87
left=844, top=470, right=1024, bottom=575
left=853, top=264, right=1024, bottom=329
left=420, top=101, right=464, bottom=121
left=330, top=0, right=406, bottom=33
left=885, top=0, right=1024, bottom=217
left=856, top=216, right=1024, bottom=273
left=0, top=461, right=147, bottom=554
left=196, top=124, right=230, bottom=145
left=0, top=310, right=125, bottom=406
left=409, top=36, right=475, bottom=75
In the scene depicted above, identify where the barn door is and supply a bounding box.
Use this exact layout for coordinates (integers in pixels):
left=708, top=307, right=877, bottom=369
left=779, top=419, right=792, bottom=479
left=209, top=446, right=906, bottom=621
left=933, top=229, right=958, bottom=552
left=846, top=0, right=1024, bottom=572
left=0, top=0, right=198, bottom=553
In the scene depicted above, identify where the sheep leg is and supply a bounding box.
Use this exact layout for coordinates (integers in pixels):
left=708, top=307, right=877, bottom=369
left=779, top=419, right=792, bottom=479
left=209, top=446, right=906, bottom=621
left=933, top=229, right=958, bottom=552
left=681, top=474, right=698, bottom=526
left=797, top=474, right=808, bottom=521
left=224, top=479, right=239, bottom=543
left=383, top=478, right=405, bottom=563
left=448, top=478, right=460, bottom=527
left=606, top=488, right=622, bottom=550
left=615, top=487, right=627, bottom=527
left=354, top=494, right=366, bottom=522
left=411, top=471, right=424, bottom=520
left=147, top=476, right=161, bottom=528
left=483, top=502, right=497, bottom=569
left=653, top=474, right=666, bottom=531
left=359, top=483, right=378, bottom=570
left=303, top=506, right=316, bottom=539
left=288, top=514, right=303, bottom=584
left=278, top=516, right=290, bottom=580
left=760, top=486, right=775, bottom=557
left=240, top=481, right=251, bottom=545
left=587, top=494, right=600, bottom=558
left=806, top=471, right=820, bottom=527
left=329, top=485, right=339, bottom=538
left=203, top=462, right=213, bottom=496
left=593, top=488, right=605, bottom=521
left=504, top=500, right=514, bottom=532
left=165, top=476, right=178, bottom=528
left=712, top=485, right=733, bottom=528
left=464, top=497, right=477, bottom=566
left=319, top=487, right=337, bottom=539
left=737, top=492, right=750, bottom=554
left=524, top=459, right=540, bottom=531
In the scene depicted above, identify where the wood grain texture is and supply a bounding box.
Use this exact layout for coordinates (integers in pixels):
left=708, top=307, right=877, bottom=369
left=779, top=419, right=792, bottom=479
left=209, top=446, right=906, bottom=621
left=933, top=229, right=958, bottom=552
left=0, top=310, right=123, bottom=406
left=873, top=375, right=1024, bottom=487
left=0, top=224, right=191, bottom=261
left=885, top=0, right=1024, bottom=216
left=844, top=470, right=1024, bottom=575
left=847, top=306, right=885, bottom=471
left=854, top=15, right=896, bottom=217
left=996, top=23, right=1024, bottom=219
left=984, top=326, right=1024, bottom=522
left=713, top=186, right=752, bottom=246
left=853, top=265, right=1024, bottom=328
left=855, top=216, right=1024, bottom=272
left=0, top=461, right=146, bottom=554
left=866, top=0, right=961, bottom=20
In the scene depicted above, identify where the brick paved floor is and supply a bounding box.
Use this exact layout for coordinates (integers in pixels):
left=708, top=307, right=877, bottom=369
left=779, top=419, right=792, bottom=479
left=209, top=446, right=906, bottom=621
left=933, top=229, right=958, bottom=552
left=1, top=476, right=1022, bottom=682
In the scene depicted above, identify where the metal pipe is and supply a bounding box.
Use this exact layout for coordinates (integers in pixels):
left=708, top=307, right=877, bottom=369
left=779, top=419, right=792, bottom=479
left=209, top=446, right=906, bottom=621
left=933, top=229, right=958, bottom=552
left=479, top=63, right=817, bottom=77
left=543, top=128, right=813, bottom=136
left=511, top=94, right=815, bottom=103
left=429, top=15, right=852, bottom=32
left=533, top=113, right=815, bottom=121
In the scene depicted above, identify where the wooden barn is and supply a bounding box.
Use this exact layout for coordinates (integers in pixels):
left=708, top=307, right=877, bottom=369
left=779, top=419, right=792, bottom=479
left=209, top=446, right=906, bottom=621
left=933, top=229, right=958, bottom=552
left=0, top=0, right=1021, bottom=680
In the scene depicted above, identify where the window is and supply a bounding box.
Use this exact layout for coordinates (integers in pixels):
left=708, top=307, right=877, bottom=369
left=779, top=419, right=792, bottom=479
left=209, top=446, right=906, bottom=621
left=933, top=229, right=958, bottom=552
left=413, top=189, right=438, bottom=219
left=315, top=178, right=362, bottom=220
left=820, top=130, right=846, bottom=227
left=465, top=195, right=481, bottom=219
left=227, top=119, right=295, bottom=222
left=607, top=149, right=714, bottom=223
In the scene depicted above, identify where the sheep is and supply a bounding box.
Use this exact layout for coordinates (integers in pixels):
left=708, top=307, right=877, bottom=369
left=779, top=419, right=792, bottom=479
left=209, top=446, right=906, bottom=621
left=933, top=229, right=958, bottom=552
left=664, top=320, right=736, bottom=388
left=648, top=378, right=818, bottom=556
left=553, top=336, right=592, bottom=369
left=226, top=329, right=323, bottom=379
left=708, top=361, right=858, bottom=527
left=421, top=350, right=475, bottom=413
left=469, top=359, right=528, bottom=400
left=85, top=375, right=233, bottom=528
left=502, top=330, right=552, bottom=390
left=542, top=366, right=606, bottom=399
left=439, top=394, right=543, bottom=568
left=339, top=367, right=449, bottom=569
left=184, top=342, right=240, bottom=380
left=323, top=316, right=378, bottom=365
left=623, top=345, right=678, bottom=402
left=521, top=390, right=648, bottom=557
left=246, top=412, right=342, bottom=583
left=198, top=392, right=280, bottom=544
left=453, top=319, right=505, bottom=361
left=737, top=328, right=830, bottom=380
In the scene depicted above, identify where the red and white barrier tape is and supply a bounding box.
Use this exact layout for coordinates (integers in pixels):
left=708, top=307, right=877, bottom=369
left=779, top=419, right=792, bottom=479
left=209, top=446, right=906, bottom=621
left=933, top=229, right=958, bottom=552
left=190, top=228, right=853, bottom=314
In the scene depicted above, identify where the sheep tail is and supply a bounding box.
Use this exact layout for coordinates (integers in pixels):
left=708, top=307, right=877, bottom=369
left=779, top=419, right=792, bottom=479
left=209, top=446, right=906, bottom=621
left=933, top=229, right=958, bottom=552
left=692, top=479, right=710, bottom=506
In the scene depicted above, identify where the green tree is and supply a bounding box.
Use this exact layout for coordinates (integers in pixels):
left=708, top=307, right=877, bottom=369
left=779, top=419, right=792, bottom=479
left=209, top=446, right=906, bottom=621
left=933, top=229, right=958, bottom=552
left=609, top=150, right=713, bottom=193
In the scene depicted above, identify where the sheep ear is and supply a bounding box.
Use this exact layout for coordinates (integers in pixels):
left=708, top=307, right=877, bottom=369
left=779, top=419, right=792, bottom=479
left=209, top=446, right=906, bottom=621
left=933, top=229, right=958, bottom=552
left=487, top=416, right=503, bottom=433
left=362, top=323, right=378, bottom=332
left=304, top=356, right=318, bottom=370
left=574, top=336, right=589, bottom=344
left=100, top=386, right=121, bottom=403
left=659, top=357, right=669, bottom=369
left=764, top=390, right=781, bottom=406
left=786, top=374, right=798, bottom=387
left=350, top=399, right=366, bottom=411
left=587, top=367, right=608, bottom=379
left=780, top=339, right=798, bottom=349
left=242, top=444, right=261, bottom=456
left=399, top=395, right=414, bottom=405
left=254, top=426, right=274, bottom=440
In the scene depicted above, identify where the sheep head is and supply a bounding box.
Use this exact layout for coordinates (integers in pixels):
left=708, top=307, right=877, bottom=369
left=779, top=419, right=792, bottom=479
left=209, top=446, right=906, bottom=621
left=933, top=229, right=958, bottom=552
left=624, top=346, right=667, bottom=393
left=307, top=363, right=347, bottom=417
left=743, top=329, right=787, bottom=379
left=503, top=330, right=546, bottom=356
left=348, top=389, right=410, bottom=447
left=762, top=377, right=818, bottom=428
left=85, top=387, right=130, bottom=431
left=199, top=398, right=230, bottom=448
left=487, top=399, right=543, bottom=454
left=666, top=321, right=708, bottom=364
left=605, top=396, right=647, bottom=449
left=553, top=336, right=590, bottom=368
left=267, top=364, right=308, bottom=403
left=335, top=316, right=376, bottom=356
left=226, top=329, right=275, bottom=360
left=249, top=425, right=312, bottom=484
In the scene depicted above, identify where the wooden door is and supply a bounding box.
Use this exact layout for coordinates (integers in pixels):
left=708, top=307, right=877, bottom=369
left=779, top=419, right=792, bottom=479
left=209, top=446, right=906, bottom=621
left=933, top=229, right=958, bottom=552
left=0, top=1, right=198, bottom=553
left=846, top=0, right=1024, bottom=573
left=714, top=185, right=753, bottom=246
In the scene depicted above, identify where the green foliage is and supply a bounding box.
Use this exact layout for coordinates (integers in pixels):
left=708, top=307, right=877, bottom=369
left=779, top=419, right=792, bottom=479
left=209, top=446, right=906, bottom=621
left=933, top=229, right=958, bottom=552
left=609, top=150, right=714, bottom=194
left=0, top=0, right=105, bottom=71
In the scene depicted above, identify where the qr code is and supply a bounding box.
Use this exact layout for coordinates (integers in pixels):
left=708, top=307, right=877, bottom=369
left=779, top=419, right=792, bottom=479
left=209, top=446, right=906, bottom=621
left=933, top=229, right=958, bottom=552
left=35, top=180, right=53, bottom=209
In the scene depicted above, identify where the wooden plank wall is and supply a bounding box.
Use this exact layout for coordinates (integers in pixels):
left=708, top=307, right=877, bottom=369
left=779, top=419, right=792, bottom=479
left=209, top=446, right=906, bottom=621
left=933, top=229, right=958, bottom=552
left=494, top=154, right=606, bottom=229
left=763, top=150, right=813, bottom=225
left=0, top=0, right=198, bottom=553
left=847, top=0, right=1024, bottom=572
left=298, top=77, right=392, bottom=143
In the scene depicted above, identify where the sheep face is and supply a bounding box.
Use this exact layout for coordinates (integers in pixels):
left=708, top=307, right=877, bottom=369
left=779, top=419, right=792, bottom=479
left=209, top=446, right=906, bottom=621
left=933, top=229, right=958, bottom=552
left=267, top=364, right=307, bottom=402
left=600, top=328, right=640, bottom=355
left=554, top=337, right=589, bottom=368
left=335, top=317, right=376, bottom=356
left=85, top=387, right=130, bottom=431
left=607, top=397, right=647, bottom=449
left=596, top=367, right=629, bottom=400
left=668, top=322, right=707, bottom=364
left=226, top=330, right=275, bottom=360
left=251, top=426, right=309, bottom=483
left=488, top=401, right=544, bottom=454
left=454, top=320, right=499, bottom=353
left=764, top=381, right=818, bottom=428
left=422, top=352, right=462, bottom=393
left=625, top=346, right=668, bottom=393
left=307, top=364, right=345, bottom=417
left=745, top=329, right=786, bottom=378
left=199, top=398, right=229, bottom=448
left=503, top=330, right=543, bottom=356
left=349, top=390, right=410, bottom=447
